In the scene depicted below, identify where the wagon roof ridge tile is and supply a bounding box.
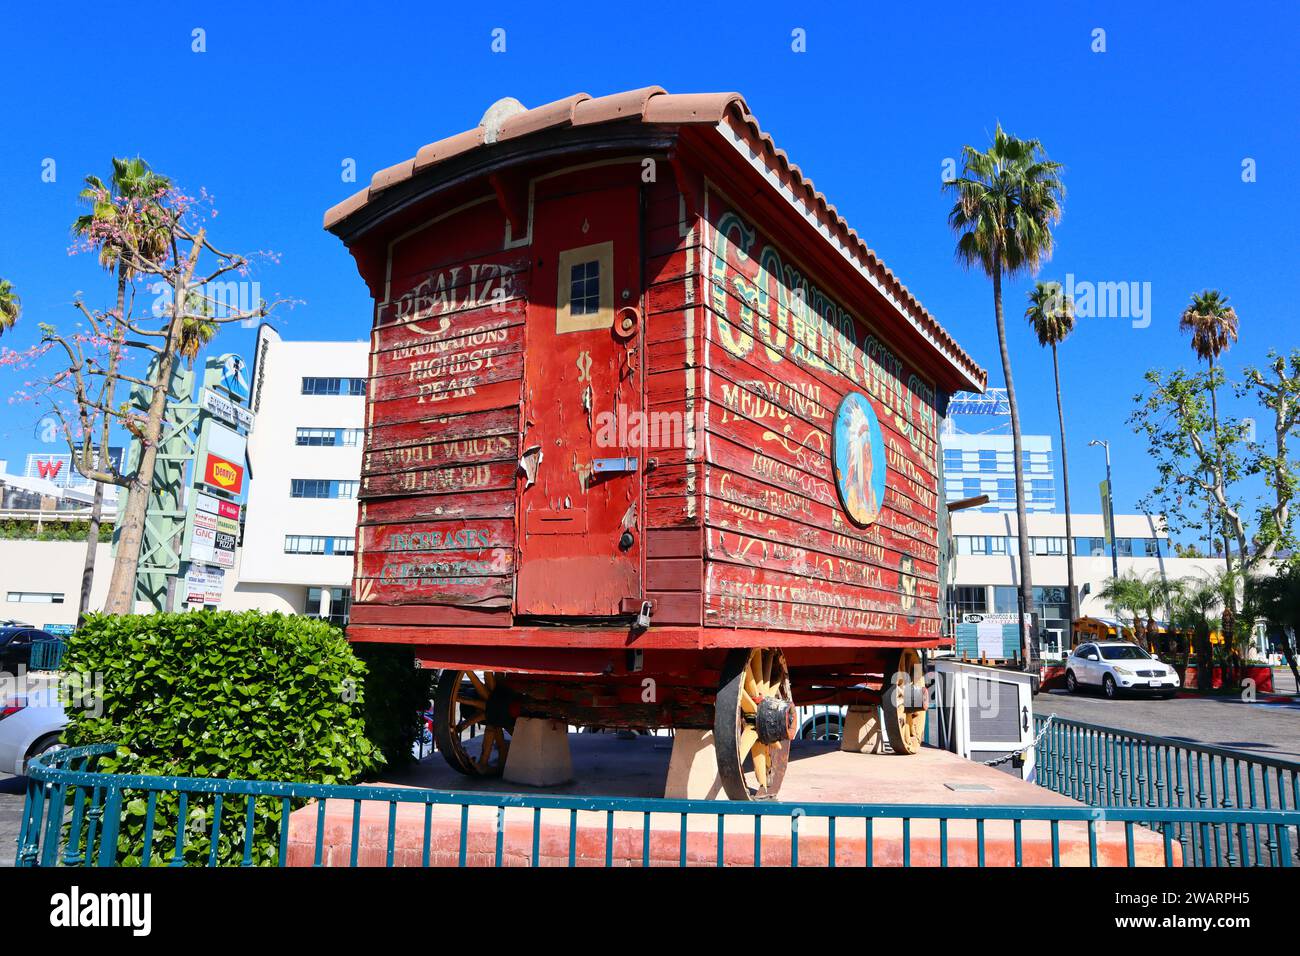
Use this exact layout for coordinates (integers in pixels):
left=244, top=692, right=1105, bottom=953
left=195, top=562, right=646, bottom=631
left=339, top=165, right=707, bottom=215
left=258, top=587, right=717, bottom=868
left=323, top=86, right=985, bottom=392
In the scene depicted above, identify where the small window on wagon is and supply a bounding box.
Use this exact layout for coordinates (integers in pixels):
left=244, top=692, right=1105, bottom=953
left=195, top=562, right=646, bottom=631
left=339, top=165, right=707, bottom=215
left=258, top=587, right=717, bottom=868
left=556, top=241, right=613, bottom=333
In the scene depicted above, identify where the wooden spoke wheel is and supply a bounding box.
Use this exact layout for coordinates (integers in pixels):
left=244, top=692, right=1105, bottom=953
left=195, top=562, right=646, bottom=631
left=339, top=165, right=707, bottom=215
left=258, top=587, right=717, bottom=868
left=881, top=648, right=926, bottom=755
left=714, top=648, right=795, bottom=800
left=433, top=669, right=513, bottom=777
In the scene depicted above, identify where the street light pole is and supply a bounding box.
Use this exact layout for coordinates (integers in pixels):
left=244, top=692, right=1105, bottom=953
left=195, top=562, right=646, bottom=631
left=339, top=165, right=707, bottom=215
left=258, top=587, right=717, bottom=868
left=1090, top=439, right=1120, bottom=581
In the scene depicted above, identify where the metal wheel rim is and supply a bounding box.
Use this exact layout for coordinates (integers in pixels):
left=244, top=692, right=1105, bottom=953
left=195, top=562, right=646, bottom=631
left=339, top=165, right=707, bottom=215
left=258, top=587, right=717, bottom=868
left=433, top=669, right=511, bottom=777
left=714, top=648, right=792, bottom=800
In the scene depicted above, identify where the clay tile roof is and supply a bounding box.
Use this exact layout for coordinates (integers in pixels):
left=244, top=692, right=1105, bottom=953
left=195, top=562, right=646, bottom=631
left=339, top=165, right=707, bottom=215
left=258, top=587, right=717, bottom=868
left=322, top=87, right=985, bottom=391
left=573, top=85, right=666, bottom=125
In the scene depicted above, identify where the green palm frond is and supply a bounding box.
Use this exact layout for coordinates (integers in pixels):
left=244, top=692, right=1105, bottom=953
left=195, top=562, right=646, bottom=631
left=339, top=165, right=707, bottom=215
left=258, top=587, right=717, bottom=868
left=1179, top=289, right=1239, bottom=364
left=70, top=157, right=174, bottom=277
left=1025, top=280, right=1075, bottom=347
left=0, top=278, right=20, bottom=335
left=943, top=124, right=1065, bottom=279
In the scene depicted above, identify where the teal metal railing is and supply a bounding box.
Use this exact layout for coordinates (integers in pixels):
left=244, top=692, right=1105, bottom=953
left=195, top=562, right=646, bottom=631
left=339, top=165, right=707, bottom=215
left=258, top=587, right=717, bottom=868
left=16, top=742, right=1298, bottom=868
left=29, top=639, right=66, bottom=672
left=1033, top=714, right=1300, bottom=867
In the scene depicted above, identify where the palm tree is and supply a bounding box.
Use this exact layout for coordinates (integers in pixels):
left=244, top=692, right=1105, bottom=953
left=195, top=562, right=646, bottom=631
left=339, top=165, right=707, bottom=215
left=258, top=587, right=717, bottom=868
left=1026, top=281, right=1079, bottom=623
left=1173, top=572, right=1224, bottom=690
left=945, top=125, right=1065, bottom=666
left=71, top=157, right=172, bottom=618
left=0, top=279, right=20, bottom=334
left=1097, top=571, right=1146, bottom=642
left=1179, top=289, right=1239, bottom=567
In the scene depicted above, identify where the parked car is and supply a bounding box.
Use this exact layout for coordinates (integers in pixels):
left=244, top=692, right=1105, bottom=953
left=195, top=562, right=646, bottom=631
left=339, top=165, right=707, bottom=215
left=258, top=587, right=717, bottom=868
left=1065, top=641, right=1180, bottom=699
left=0, top=626, right=58, bottom=672
left=0, top=690, right=67, bottom=776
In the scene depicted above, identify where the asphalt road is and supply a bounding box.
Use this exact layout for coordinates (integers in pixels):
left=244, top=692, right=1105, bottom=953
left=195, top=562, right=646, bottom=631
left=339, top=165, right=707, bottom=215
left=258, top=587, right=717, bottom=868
left=1039, top=667, right=1300, bottom=763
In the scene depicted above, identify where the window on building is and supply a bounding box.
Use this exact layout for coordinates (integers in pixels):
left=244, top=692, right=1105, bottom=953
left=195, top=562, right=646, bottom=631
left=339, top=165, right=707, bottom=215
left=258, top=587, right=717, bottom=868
left=1030, top=536, right=1067, bottom=556
left=296, top=428, right=336, bottom=447
left=1140, top=538, right=1162, bottom=557
left=6, top=591, right=65, bottom=604
left=302, top=377, right=367, bottom=396
left=949, top=586, right=988, bottom=615
left=285, top=535, right=327, bottom=555
left=285, top=535, right=355, bottom=556
left=568, top=260, right=601, bottom=316
left=306, top=587, right=352, bottom=627
left=290, top=479, right=359, bottom=500
left=291, top=479, right=329, bottom=499
left=1074, top=537, right=1107, bottom=556
left=296, top=427, right=366, bottom=447
left=1115, top=538, right=1135, bottom=557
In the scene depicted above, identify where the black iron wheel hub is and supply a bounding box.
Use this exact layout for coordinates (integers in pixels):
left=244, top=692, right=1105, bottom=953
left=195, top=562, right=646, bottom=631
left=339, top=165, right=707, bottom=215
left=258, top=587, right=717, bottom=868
left=755, top=695, right=796, bottom=744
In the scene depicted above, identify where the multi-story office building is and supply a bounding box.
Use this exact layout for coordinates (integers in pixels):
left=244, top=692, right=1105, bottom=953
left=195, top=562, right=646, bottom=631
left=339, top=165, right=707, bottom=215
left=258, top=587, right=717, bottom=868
left=947, top=510, right=1227, bottom=657
left=229, top=325, right=368, bottom=624
left=942, top=433, right=1056, bottom=513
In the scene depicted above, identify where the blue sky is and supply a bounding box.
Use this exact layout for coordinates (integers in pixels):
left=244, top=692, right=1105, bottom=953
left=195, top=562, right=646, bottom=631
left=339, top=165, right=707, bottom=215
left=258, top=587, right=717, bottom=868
left=1, top=1, right=1296, bottom=537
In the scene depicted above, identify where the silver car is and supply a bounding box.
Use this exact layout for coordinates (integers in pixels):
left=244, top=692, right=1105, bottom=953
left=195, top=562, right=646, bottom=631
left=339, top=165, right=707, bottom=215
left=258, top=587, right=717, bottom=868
left=0, top=689, right=67, bottom=776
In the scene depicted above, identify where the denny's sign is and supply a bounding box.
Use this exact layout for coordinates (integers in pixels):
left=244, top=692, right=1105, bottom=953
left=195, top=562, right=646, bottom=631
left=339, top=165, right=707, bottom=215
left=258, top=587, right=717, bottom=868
left=200, top=421, right=247, bottom=496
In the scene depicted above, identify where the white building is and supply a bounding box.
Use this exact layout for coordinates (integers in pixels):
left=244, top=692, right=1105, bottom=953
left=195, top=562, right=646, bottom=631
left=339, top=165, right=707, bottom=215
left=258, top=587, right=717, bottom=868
left=949, top=510, right=1229, bottom=656
left=227, top=325, right=368, bottom=624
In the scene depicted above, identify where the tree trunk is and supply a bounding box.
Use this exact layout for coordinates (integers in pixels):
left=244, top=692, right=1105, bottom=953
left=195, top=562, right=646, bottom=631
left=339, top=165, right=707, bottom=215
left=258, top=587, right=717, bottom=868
left=992, top=262, right=1035, bottom=667
left=1053, top=343, right=1078, bottom=625
left=102, top=320, right=182, bottom=614
left=79, top=266, right=128, bottom=620
left=1208, top=354, right=1234, bottom=576
left=78, top=471, right=103, bottom=621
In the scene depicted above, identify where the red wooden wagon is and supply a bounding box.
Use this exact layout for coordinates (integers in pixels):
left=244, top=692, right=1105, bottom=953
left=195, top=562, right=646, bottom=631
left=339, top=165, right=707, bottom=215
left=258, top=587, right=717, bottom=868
left=325, top=87, right=987, bottom=800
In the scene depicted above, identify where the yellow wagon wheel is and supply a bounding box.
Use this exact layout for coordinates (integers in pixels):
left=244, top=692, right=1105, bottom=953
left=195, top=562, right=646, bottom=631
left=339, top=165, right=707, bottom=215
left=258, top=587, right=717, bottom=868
left=881, top=648, right=926, bottom=755
left=433, top=669, right=513, bottom=777
left=714, top=648, right=796, bottom=800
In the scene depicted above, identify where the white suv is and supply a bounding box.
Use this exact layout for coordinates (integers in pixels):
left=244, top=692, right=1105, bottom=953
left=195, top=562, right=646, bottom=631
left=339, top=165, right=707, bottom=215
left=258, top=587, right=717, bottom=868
left=1066, top=641, right=1180, bottom=700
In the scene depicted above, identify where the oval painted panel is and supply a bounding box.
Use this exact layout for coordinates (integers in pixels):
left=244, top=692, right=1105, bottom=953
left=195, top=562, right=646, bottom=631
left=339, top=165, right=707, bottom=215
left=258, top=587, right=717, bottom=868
left=832, top=391, right=886, bottom=528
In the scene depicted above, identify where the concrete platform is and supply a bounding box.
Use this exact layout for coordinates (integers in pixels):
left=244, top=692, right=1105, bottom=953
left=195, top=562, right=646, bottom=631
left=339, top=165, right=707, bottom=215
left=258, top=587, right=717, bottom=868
left=286, top=735, right=1176, bottom=867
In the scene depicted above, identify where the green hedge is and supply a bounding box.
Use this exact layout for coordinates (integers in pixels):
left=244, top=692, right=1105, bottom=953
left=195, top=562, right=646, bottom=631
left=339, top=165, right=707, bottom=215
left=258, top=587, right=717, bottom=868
left=63, top=611, right=382, bottom=866
left=351, top=642, right=434, bottom=771
left=0, top=519, right=113, bottom=541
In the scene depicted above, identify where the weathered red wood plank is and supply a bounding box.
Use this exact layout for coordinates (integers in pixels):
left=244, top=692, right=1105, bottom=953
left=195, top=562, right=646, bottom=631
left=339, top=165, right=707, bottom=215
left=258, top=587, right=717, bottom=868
left=367, top=378, right=523, bottom=425
left=359, top=461, right=517, bottom=499
left=363, top=433, right=516, bottom=477
left=703, top=466, right=939, bottom=556
left=380, top=253, right=531, bottom=328
left=353, top=573, right=513, bottom=608
left=359, top=490, right=515, bottom=525
left=368, top=350, right=524, bottom=406
left=348, top=603, right=513, bottom=628
left=645, top=557, right=703, bottom=592
left=358, top=518, right=514, bottom=555
left=704, top=527, right=938, bottom=597
left=356, top=545, right=514, bottom=581
left=645, top=527, right=700, bottom=559
left=367, top=407, right=518, bottom=452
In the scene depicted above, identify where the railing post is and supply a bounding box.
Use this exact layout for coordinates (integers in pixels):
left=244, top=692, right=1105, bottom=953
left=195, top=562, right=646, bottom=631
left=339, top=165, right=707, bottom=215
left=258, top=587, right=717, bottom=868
left=95, top=785, right=124, bottom=867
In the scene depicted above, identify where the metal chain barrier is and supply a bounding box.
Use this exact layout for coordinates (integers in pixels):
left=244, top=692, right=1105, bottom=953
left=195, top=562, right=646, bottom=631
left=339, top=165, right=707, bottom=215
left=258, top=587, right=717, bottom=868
left=980, top=713, right=1056, bottom=767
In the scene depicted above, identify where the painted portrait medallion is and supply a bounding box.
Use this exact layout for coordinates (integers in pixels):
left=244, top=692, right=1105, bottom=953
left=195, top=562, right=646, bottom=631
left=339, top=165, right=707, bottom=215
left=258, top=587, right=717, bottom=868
left=832, top=391, right=886, bottom=528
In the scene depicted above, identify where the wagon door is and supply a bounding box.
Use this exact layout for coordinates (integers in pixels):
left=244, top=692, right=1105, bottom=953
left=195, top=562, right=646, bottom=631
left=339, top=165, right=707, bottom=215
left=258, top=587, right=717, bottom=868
left=516, top=184, right=642, bottom=616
